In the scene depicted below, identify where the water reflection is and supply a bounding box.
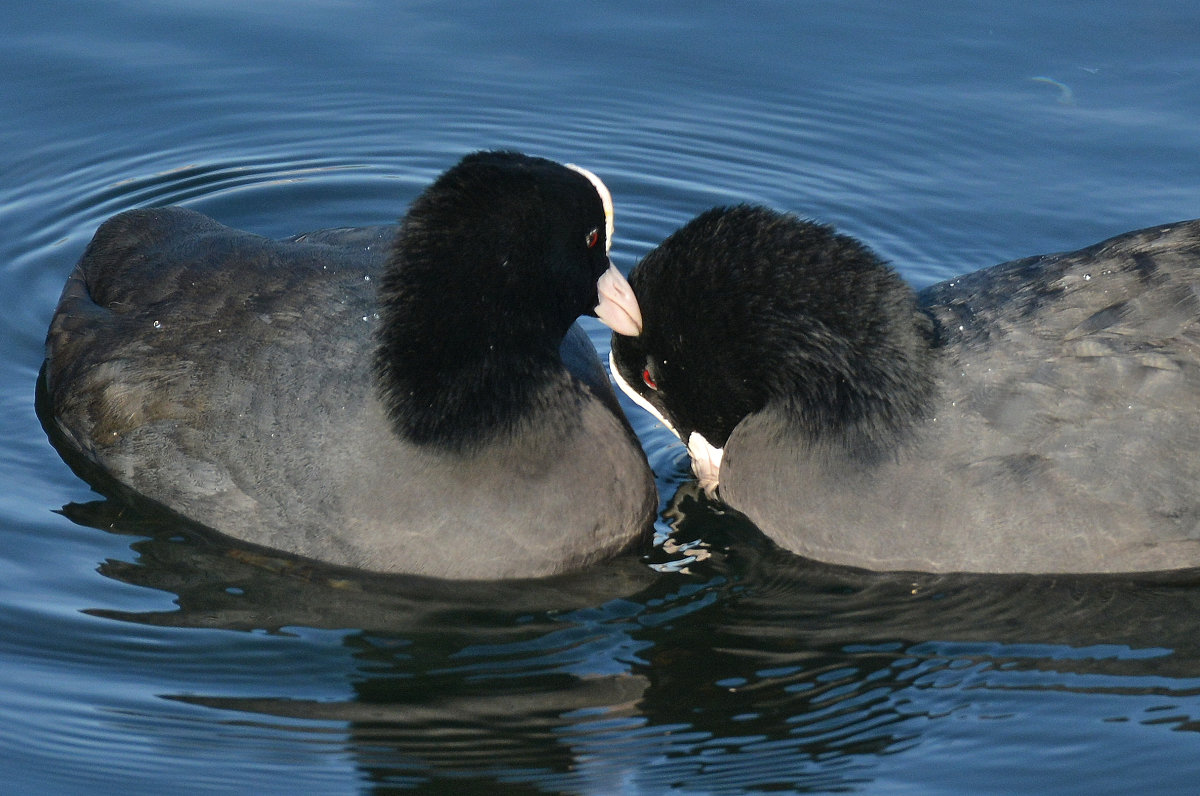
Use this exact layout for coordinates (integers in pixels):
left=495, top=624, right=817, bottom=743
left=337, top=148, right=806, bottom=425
left=61, top=493, right=665, bottom=790
left=51, top=480, right=1200, bottom=792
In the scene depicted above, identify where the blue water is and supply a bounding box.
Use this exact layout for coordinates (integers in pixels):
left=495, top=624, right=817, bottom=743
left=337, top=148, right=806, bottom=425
left=5, top=1, right=1200, bottom=793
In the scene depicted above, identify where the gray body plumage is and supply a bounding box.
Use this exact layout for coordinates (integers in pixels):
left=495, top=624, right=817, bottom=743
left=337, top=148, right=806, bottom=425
left=724, top=220, right=1200, bottom=572
left=43, top=207, right=655, bottom=578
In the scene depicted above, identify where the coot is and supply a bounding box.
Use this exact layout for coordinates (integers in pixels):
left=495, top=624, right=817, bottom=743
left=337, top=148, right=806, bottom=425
left=42, top=151, right=655, bottom=579
left=611, top=205, right=1200, bottom=573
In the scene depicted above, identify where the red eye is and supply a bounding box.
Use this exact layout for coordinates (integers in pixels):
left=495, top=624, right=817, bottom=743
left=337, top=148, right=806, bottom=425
left=642, top=367, right=657, bottom=390
left=585, top=228, right=600, bottom=249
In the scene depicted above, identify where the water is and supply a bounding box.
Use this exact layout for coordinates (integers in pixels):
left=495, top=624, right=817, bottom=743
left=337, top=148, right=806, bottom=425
left=5, top=1, right=1200, bottom=792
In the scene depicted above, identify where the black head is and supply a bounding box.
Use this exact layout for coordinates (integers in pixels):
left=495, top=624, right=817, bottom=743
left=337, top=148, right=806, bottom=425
left=375, top=151, right=615, bottom=449
left=611, top=205, right=937, bottom=452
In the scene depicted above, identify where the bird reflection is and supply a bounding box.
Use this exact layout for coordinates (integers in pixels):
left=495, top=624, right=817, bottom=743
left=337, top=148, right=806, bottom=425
left=56, top=479, right=1200, bottom=792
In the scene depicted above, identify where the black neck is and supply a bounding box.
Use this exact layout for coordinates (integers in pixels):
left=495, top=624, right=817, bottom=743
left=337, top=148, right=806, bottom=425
left=374, top=337, right=568, bottom=451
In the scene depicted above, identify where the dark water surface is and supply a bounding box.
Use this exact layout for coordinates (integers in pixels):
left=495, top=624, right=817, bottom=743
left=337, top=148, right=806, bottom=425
left=5, top=1, right=1200, bottom=793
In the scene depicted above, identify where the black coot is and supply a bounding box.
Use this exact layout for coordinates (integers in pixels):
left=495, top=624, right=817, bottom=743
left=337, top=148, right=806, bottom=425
left=42, top=151, right=655, bottom=579
left=611, top=205, right=1200, bottom=573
